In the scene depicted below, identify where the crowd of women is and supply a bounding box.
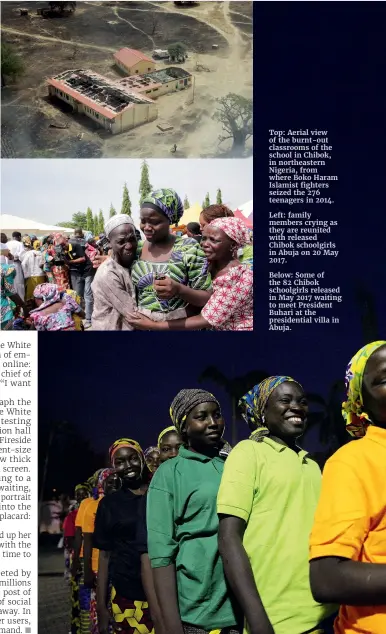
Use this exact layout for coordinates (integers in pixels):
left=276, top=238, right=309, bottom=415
left=1, top=189, right=253, bottom=332
left=1, top=230, right=90, bottom=331
left=61, top=340, right=386, bottom=634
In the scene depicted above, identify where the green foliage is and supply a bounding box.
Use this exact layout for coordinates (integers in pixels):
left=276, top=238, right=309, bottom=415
left=71, top=212, right=87, bottom=230
left=1, top=42, right=24, bottom=86
left=202, top=192, right=210, bottom=208
left=93, top=214, right=99, bottom=236
left=86, top=207, right=93, bottom=231
left=139, top=160, right=152, bottom=204
left=121, top=183, right=132, bottom=216
left=57, top=221, right=75, bottom=229
left=216, top=188, right=222, bottom=204
left=214, top=93, right=253, bottom=153
left=109, top=204, right=116, bottom=218
left=98, top=210, right=105, bottom=235
left=167, top=42, right=187, bottom=62
left=183, top=195, right=190, bottom=210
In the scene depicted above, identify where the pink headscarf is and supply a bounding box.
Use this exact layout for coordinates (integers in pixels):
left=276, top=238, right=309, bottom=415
left=210, top=217, right=251, bottom=247
left=53, top=233, right=68, bottom=247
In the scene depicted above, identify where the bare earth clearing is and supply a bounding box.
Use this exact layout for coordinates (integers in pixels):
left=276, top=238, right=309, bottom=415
left=1, top=0, right=253, bottom=159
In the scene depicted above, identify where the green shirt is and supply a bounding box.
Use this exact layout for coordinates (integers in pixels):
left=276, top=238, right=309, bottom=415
left=147, top=446, right=239, bottom=630
left=217, top=438, right=335, bottom=634
left=238, top=244, right=253, bottom=269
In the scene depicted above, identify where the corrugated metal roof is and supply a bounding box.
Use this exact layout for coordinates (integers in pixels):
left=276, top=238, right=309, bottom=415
left=114, top=47, right=154, bottom=68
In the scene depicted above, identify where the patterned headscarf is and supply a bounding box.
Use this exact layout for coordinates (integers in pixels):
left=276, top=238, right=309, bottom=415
left=210, top=217, right=252, bottom=248
left=141, top=188, right=184, bottom=226
left=239, top=376, right=300, bottom=438
left=33, top=239, right=41, bottom=251
left=96, top=468, right=114, bottom=496
left=31, top=283, right=61, bottom=312
left=342, top=341, right=386, bottom=437
left=170, top=389, right=220, bottom=434
left=144, top=446, right=160, bottom=472
left=104, top=214, right=136, bottom=239
left=53, top=233, right=67, bottom=247
left=22, top=236, right=32, bottom=248
left=85, top=469, right=104, bottom=497
left=144, top=446, right=159, bottom=459
left=109, top=438, right=144, bottom=469
left=75, top=482, right=91, bottom=495
left=157, top=425, right=178, bottom=448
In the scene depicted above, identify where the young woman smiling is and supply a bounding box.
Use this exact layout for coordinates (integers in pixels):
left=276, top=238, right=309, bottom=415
left=217, top=377, right=336, bottom=634
left=147, top=389, right=241, bottom=634
left=94, top=439, right=154, bottom=634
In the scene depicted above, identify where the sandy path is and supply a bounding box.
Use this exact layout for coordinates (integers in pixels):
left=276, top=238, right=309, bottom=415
left=112, top=5, right=156, bottom=48
left=228, top=10, right=253, bottom=21
left=1, top=26, right=117, bottom=53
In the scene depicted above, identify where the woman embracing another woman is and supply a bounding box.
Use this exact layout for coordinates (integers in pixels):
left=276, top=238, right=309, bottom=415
left=129, top=217, right=253, bottom=331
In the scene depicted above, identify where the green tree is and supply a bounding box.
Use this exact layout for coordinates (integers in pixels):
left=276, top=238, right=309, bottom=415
left=109, top=204, right=116, bottom=218
left=86, top=207, right=93, bottom=232
left=71, top=212, right=87, bottom=230
left=139, top=160, right=152, bottom=204
left=98, top=210, right=105, bottom=235
left=121, top=183, right=131, bottom=216
left=183, top=195, right=190, bottom=210
left=214, top=93, right=253, bottom=156
left=167, top=42, right=187, bottom=63
left=1, top=42, right=24, bottom=87
left=93, top=214, right=99, bottom=236
left=202, top=192, right=210, bottom=208
left=216, top=188, right=222, bottom=204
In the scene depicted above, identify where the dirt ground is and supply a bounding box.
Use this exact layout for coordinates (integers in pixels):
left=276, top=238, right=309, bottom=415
left=1, top=0, right=253, bottom=159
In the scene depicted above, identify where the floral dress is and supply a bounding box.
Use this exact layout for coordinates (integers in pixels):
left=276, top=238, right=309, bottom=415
left=29, top=294, right=82, bottom=331
left=131, top=237, right=211, bottom=314
left=201, top=264, right=253, bottom=331
left=1, top=264, right=17, bottom=330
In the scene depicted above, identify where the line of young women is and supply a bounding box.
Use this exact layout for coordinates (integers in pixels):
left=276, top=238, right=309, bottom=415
left=66, top=340, right=386, bottom=634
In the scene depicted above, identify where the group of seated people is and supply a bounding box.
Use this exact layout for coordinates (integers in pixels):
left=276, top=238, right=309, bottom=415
left=0, top=231, right=85, bottom=331
left=64, top=340, right=386, bottom=634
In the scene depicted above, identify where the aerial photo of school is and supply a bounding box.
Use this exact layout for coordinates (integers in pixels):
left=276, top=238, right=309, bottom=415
left=1, top=1, right=253, bottom=159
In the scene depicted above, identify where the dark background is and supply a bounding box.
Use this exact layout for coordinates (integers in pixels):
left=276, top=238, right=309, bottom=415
left=38, top=2, right=386, bottom=497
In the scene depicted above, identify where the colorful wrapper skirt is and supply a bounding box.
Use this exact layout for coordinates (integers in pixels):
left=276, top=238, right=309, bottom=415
left=110, top=587, right=154, bottom=633
left=71, top=562, right=81, bottom=634
left=182, top=627, right=240, bottom=634
left=25, top=275, right=45, bottom=301
left=78, top=559, right=92, bottom=634
left=90, top=574, right=107, bottom=634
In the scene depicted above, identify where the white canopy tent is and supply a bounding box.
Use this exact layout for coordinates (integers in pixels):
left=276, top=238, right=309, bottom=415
left=0, top=214, right=73, bottom=236
left=237, top=200, right=253, bottom=219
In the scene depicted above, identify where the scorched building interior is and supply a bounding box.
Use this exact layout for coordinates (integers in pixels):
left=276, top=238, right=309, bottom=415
left=48, top=69, right=157, bottom=134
